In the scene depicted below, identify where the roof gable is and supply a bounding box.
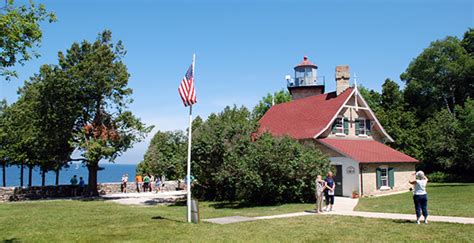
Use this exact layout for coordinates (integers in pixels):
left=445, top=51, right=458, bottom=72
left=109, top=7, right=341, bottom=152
left=258, top=88, right=354, bottom=139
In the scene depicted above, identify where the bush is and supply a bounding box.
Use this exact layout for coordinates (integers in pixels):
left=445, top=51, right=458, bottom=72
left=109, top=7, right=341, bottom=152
left=191, top=106, right=331, bottom=204
left=427, top=171, right=450, bottom=182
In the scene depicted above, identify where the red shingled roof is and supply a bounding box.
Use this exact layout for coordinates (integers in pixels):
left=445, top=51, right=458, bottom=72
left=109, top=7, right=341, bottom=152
left=295, top=56, right=317, bottom=68
left=319, top=138, right=418, bottom=163
left=258, top=87, right=354, bottom=139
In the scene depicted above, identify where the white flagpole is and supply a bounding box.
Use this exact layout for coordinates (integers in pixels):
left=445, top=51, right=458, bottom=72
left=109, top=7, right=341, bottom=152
left=186, top=54, right=195, bottom=223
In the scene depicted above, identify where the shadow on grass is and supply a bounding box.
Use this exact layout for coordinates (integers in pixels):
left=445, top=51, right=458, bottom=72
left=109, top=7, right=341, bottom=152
left=151, top=215, right=183, bottom=223
left=3, top=238, right=20, bottom=243
left=208, top=201, right=280, bottom=209
left=392, top=219, right=414, bottom=224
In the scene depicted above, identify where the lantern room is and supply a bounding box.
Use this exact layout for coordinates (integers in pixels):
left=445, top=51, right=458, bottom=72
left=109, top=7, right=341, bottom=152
left=287, top=56, right=325, bottom=100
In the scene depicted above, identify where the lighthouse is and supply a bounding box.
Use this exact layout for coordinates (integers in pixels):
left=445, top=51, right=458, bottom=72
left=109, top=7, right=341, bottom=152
left=286, top=56, right=325, bottom=100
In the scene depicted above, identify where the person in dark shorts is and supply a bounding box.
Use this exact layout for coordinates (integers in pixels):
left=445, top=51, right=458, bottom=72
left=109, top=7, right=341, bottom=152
left=324, top=171, right=336, bottom=211
left=70, top=175, right=78, bottom=197
left=78, top=177, right=85, bottom=196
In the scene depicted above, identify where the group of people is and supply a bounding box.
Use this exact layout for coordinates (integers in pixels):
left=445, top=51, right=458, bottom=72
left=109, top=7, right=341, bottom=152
left=314, top=171, right=336, bottom=213
left=314, top=170, right=430, bottom=224
left=70, top=175, right=85, bottom=197
left=132, top=174, right=163, bottom=193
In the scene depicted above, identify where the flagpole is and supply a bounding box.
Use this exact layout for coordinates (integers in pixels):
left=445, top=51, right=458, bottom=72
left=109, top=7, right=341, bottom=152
left=186, top=54, right=195, bottom=223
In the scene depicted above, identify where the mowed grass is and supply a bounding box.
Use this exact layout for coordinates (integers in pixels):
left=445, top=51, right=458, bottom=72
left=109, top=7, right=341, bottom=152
left=355, top=183, right=474, bottom=217
left=1, top=199, right=473, bottom=242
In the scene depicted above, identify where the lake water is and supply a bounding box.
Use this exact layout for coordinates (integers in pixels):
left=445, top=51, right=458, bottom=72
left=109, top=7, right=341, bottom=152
left=0, top=163, right=137, bottom=187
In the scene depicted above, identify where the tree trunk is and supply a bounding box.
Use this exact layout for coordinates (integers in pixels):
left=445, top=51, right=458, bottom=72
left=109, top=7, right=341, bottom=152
left=87, top=162, right=99, bottom=196
left=28, top=165, right=33, bottom=187
left=55, top=169, right=60, bottom=186
left=20, top=163, right=24, bottom=187
left=41, top=168, right=46, bottom=187
left=2, top=161, right=6, bottom=187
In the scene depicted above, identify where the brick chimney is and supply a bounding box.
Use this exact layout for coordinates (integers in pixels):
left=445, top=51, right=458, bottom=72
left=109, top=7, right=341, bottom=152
left=335, top=65, right=350, bottom=96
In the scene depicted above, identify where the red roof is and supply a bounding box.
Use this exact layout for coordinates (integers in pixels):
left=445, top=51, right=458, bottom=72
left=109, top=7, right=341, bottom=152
left=258, top=87, right=354, bottom=139
left=319, top=138, right=418, bottom=163
left=295, top=56, right=317, bottom=68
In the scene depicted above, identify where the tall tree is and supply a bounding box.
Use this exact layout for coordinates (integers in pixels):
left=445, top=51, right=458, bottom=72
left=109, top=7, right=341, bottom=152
left=58, top=30, right=152, bottom=196
left=401, top=34, right=473, bottom=119
left=0, top=99, right=8, bottom=186
left=0, top=0, right=55, bottom=80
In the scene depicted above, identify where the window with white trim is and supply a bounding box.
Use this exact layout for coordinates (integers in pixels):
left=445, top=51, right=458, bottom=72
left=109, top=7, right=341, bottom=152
left=358, top=119, right=366, bottom=135
left=380, top=167, right=388, bottom=187
left=332, top=117, right=344, bottom=134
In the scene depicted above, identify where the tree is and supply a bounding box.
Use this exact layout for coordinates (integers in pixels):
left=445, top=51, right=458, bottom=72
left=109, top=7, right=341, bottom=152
left=137, top=130, right=187, bottom=180
left=454, top=99, right=474, bottom=176
left=192, top=105, right=331, bottom=204
left=252, top=90, right=291, bottom=120
left=57, top=30, right=152, bottom=196
left=0, top=0, right=56, bottom=80
left=0, top=99, right=8, bottom=186
left=401, top=34, right=473, bottom=119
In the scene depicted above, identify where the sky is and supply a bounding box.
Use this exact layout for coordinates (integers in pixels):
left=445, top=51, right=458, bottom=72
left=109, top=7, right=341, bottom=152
left=1, top=0, right=472, bottom=164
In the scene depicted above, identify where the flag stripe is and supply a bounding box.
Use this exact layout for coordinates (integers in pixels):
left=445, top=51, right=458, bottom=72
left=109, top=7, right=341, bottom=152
left=178, top=63, right=197, bottom=107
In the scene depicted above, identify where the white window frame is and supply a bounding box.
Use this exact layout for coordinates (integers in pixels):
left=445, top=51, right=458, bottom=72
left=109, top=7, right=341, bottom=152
left=333, top=117, right=345, bottom=136
left=379, top=166, right=390, bottom=190
left=358, top=118, right=368, bottom=137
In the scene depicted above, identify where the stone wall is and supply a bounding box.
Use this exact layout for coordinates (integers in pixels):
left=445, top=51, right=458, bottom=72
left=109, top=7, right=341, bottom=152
left=0, top=181, right=181, bottom=202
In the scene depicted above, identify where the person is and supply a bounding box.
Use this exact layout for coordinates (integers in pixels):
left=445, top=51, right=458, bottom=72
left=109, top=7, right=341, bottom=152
left=143, top=174, right=150, bottom=192
left=149, top=175, right=155, bottom=192
left=315, top=175, right=326, bottom=213
left=324, top=171, right=336, bottom=212
left=409, top=170, right=429, bottom=224
left=121, top=174, right=128, bottom=193
left=183, top=175, right=195, bottom=191
left=78, top=177, right=85, bottom=196
left=155, top=176, right=162, bottom=193
left=70, top=175, right=78, bottom=197
left=135, top=174, right=143, bottom=193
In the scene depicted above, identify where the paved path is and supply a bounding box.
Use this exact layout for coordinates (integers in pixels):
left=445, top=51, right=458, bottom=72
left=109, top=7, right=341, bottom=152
left=204, top=197, right=474, bottom=225
left=102, top=191, right=186, bottom=206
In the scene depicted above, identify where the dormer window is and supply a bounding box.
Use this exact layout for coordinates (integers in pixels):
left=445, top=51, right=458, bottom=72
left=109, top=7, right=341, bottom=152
left=356, top=118, right=372, bottom=136
left=332, top=117, right=348, bottom=136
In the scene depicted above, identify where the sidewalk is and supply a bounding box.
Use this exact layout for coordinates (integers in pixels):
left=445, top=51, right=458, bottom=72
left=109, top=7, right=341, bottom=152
left=204, top=197, right=474, bottom=225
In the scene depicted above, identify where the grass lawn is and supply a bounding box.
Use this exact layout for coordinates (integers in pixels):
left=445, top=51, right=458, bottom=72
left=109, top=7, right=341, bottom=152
left=1, top=199, right=473, bottom=242
left=355, top=183, right=474, bottom=217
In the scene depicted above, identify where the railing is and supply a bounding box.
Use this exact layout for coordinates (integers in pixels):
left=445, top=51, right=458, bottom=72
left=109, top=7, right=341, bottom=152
left=288, top=76, right=325, bottom=87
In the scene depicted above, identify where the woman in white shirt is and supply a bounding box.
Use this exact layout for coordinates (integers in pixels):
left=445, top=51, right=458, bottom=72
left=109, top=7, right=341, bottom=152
left=409, top=171, right=429, bottom=224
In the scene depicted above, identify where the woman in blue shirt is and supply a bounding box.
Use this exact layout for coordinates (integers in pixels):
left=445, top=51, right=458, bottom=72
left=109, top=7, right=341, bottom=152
left=324, top=171, right=336, bottom=211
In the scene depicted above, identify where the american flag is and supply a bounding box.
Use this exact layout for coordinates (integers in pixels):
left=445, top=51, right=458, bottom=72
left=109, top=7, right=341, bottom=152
left=178, top=63, right=197, bottom=107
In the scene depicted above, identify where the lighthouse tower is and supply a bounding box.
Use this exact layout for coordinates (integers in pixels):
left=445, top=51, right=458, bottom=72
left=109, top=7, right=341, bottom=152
left=287, top=56, right=325, bottom=100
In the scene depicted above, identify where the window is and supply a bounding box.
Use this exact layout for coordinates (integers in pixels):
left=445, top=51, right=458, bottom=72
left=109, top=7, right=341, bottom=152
left=380, top=168, right=388, bottom=187
left=332, top=117, right=344, bottom=135
left=357, top=119, right=366, bottom=135
left=356, top=118, right=372, bottom=136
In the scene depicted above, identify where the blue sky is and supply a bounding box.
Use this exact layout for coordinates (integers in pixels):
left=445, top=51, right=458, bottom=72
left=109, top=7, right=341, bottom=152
left=1, top=0, right=472, bottom=164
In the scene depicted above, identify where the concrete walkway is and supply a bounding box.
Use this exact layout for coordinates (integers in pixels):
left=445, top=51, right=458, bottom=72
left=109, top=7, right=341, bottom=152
left=204, top=197, right=474, bottom=225
left=102, top=191, right=186, bottom=206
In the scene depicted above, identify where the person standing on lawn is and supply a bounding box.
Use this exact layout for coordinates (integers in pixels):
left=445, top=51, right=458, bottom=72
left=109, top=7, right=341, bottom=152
left=135, top=174, right=142, bottom=193
left=324, top=171, right=335, bottom=211
left=70, top=175, right=78, bottom=197
left=315, top=175, right=326, bottom=213
left=409, top=170, right=429, bottom=224
left=143, top=174, right=150, bottom=192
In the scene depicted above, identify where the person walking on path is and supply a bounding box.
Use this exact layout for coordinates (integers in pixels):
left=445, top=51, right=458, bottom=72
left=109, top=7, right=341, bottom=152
left=135, top=174, right=142, bottom=193
left=155, top=176, right=162, bottom=193
left=315, top=175, right=326, bottom=213
left=143, top=174, right=150, bottom=192
left=121, top=174, right=128, bottom=193
left=79, top=177, right=85, bottom=196
left=409, top=170, right=429, bottom=224
left=324, top=171, right=336, bottom=212
left=70, top=175, right=78, bottom=197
